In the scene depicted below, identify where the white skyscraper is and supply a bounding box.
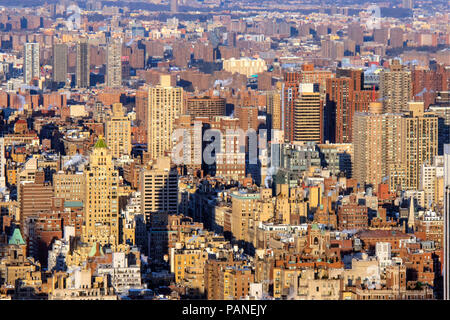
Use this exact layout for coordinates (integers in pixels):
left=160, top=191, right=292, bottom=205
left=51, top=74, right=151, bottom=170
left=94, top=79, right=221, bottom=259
left=106, top=39, right=122, bottom=88
left=23, top=43, right=40, bottom=84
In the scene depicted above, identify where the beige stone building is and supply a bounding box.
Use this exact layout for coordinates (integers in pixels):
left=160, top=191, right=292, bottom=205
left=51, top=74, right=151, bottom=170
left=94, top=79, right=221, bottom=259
left=147, top=75, right=184, bottom=160
left=105, top=103, right=131, bottom=159
left=397, top=102, right=438, bottom=190
left=53, top=171, right=85, bottom=202
left=82, top=137, right=120, bottom=246
left=139, top=157, right=178, bottom=222
left=222, top=57, right=267, bottom=77
left=266, top=88, right=282, bottom=130
left=231, top=189, right=274, bottom=249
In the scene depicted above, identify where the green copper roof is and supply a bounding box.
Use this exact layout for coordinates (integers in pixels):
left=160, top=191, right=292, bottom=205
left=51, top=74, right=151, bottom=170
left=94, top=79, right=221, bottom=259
left=8, top=228, right=25, bottom=245
left=311, top=224, right=319, bottom=230
left=94, top=137, right=108, bottom=149
left=64, top=200, right=83, bottom=208
left=88, top=242, right=104, bottom=257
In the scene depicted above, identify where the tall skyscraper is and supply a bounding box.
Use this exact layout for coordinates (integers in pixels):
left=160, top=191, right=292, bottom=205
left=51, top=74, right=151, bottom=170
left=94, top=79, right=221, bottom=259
left=380, top=60, right=412, bottom=113
left=398, top=102, right=438, bottom=190
left=136, top=87, right=149, bottom=145
left=235, top=105, right=259, bottom=131
left=354, top=101, right=437, bottom=191
left=353, top=102, right=387, bottom=188
left=353, top=102, right=403, bottom=188
left=281, top=72, right=301, bottom=143
left=444, top=144, right=450, bottom=300
left=326, top=77, right=352, bottom=143
left=52, top=43, right=67, bottom=85
left=82, top=137, right=120, bottom=246
left=106, top=39, right=122, bottom=88
left=266, top=88, right=282, bottom=131
left=0, top=137, right=5, bottom=189
left=139, top=157, right=178, bottom=223
left=147, top=75, right=184, bottom=160
left=76, top=40, right=90, bottom=88
left=293, top=83, right=323, bottom=143
left=23, top=42, right=40, bottom=84
left=428, top=102, right=450, bottom=154
left=105, top=103, right=131, bottom=159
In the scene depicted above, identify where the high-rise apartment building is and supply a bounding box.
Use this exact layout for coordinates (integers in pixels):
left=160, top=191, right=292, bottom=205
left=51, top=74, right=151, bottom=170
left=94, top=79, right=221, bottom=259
left=19, top=171, right=53, bottom=235
left=106, top=40, right=122, bottom=88
left=428, top=103, right=450, bottom=154
left=235, top=105, right=259, bottom=131
left=353, top=102, right=403, bottom=188
left=380, top=60, right=412, bottom=113
left=293, top=83, right=322, bottom=143
left=135, top=87, right=149, bottom=145
left=444, top=144, right=450, bottom=300
left=139, top=157, right=178, bottom=223
left=52, top=43, right=67, bottom=85
left=76, top=40, right=90, bottom=88
left=299, top=64, right=334, bottom=95
left=267, top=87, right=282, bottom=131
left=353, top=103, right=386, bottom=188
left=321, top=39, right=344, bottom=60
left=147, top=75, right=184, bottom=160
left=185, top=96, right=226, bottom=119
left=213, top=117, right=246, bottom=181
left=354, top=102, right=437, bottom=191
left=281, top=72, right=301, bottom=143
left=173, top=115, right=204, bottom=172
left=398, top=102, right=438, bottom=190
left=105, top=103, right=131, bottom=159
left=23, top=42, right=40, bottom=84
left=82, top=137, right=120, bottom=246
left=326, top=77, right=352, bottom=143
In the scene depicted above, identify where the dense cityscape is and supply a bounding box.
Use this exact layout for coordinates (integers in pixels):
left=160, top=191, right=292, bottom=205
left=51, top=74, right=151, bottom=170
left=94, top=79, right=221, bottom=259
left=0, top=0, right=448, bottom=302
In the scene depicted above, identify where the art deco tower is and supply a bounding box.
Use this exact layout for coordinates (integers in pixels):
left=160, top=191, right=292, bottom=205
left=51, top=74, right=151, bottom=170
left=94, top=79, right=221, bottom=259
left=82, top=137, right=120, bottom=246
